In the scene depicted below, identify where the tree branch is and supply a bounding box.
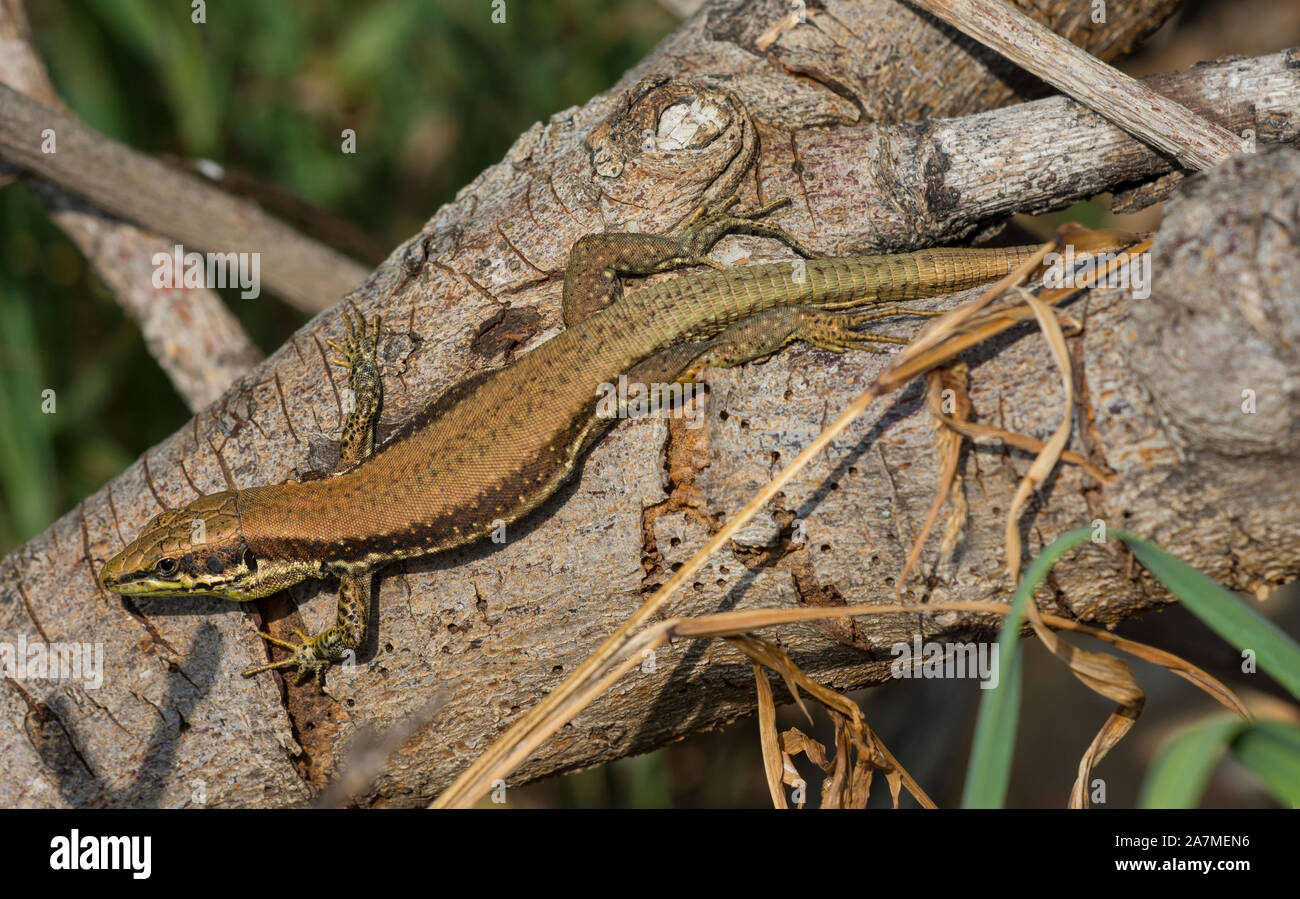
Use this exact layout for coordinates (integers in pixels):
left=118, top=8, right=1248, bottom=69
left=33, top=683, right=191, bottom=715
left=0, top=85, right=369, bottom=315
left=0, top=0, right=260, bottom=410
left=907, top=0, right=1245, bottom=168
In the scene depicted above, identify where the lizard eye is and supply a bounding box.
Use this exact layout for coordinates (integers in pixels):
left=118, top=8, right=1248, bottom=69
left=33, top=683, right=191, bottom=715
left=155, top=558, right=178, bottom=576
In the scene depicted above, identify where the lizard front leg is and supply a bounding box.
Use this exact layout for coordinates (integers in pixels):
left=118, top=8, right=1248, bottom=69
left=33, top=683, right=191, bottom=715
left=329, top=308, right=383, bottom=466
left=562, top=196, right=814, bottom=326
left=244, top=572, right=371, bottom=684
left=243, top=309, right=382, bottom=684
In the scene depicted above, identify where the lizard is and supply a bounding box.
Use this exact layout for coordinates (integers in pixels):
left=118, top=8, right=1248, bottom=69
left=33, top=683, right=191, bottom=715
left=98, top=195, right=1122, bottom=684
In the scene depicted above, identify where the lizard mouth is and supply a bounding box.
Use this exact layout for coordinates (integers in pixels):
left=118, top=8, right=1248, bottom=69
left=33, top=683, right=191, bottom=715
left=100, top=560, right=225, bottom=597
left=102, top=574, right=238, bottom=598
left=100, top=568, right=191, bottom=595
left=99, top=557, right=138, bottom=592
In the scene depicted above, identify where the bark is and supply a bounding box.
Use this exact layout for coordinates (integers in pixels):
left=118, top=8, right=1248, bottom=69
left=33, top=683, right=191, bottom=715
left=1, top=3, right=1297, bottom=808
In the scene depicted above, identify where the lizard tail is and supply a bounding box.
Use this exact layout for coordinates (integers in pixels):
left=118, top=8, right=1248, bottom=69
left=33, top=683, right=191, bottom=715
left=835, top=228, right=1147, bottom=307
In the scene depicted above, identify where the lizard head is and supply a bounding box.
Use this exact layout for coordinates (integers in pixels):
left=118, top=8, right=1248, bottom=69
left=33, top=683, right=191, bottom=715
left=100, top=491, right=271, bottom=600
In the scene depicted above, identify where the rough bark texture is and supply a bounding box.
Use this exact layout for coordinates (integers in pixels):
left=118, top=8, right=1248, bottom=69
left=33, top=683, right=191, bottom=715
left=2, top=2, right=1297, bottom=808
left=694, top=0, right=1182, bottom=126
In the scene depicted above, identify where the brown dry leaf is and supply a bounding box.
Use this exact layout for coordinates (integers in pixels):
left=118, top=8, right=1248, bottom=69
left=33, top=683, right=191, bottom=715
left=726, top=634, right=936, bottom=809
left=1069, top=704, right=1143, bottom=808
left=1004, top=288, right=1075, bottom=583
left=844, top=715, right=879, bottom=809
left=781, top=727, right=831, bottom=770
left=677, top=599, right=1246, bottom=718
left=780, top=727, right=829, bottom=809
left=826, top=714, right=852, bottom=807
left=753, top=663, right=788, bottom=809
left=730, top=636, right=814, bottom=724
left=929, top=413, right=1113, bottom=483
left=782, top=755, right=808, bottom=808
left=1083, top=628, right=1248, bottom=718
left=897, top=364, right=970, bottom=598
left=1037, top=629, right=1145, bottom=808
left=940, top=473, right=968, bottom=558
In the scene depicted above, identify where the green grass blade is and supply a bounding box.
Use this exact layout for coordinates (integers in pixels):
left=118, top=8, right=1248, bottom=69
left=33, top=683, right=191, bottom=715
left=1113, top=530, right=1300, bottom=701
left=1231, top=721, right=1300, bottom=807
left=1139, top=719, right=1246, bottom=808
left=961, top=526, right=1300, bottom=809
left=962, top=527, right=1095, bottom=808
left=1141, top=719, right=1300, bottom=808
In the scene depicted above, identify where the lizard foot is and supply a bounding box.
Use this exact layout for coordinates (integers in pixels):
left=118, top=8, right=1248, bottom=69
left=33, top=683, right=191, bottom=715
left=676, top=195, right=817, bottom=261
left=243, top=628, right=332, bottom=685
left=795, top=307, right=946, bottom=353
left=326, top=307, right=383, bottom=377
left=327, top=308, right=384, bottom=465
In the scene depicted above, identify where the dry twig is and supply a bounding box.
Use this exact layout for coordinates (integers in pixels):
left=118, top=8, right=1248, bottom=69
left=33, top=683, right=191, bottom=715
left=907, top=0, right=1246, bottom=169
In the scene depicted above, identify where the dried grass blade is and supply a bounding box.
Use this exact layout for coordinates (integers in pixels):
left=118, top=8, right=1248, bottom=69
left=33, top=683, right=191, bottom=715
left=897, top=366, right=970, bottom=597
left=1004, top=289, right=1075, bottom=583
left=754, top=663, right=788, bottom=809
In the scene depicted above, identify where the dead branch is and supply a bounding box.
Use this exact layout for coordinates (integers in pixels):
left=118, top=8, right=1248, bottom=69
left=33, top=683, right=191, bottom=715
left=0, top=85, right=368, bottom=315
left=908, top=0, right=1244, bottom=168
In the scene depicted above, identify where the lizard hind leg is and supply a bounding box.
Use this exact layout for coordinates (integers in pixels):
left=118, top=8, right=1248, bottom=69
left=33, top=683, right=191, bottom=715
left=675, top=305, right=941, bottom=382
left=796, top=306, right=947, bottom=352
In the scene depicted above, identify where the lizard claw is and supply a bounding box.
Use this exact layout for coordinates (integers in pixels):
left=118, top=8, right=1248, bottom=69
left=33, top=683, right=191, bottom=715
left=330, top=309, right=383, bottom=374
left=244, top=629, right=331, bottom=685
left=676, top=196, right=816, bottom=260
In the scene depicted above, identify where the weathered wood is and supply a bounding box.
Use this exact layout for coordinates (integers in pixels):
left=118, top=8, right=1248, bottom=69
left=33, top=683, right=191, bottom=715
left=908, top=0, right=1244, bottom=168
